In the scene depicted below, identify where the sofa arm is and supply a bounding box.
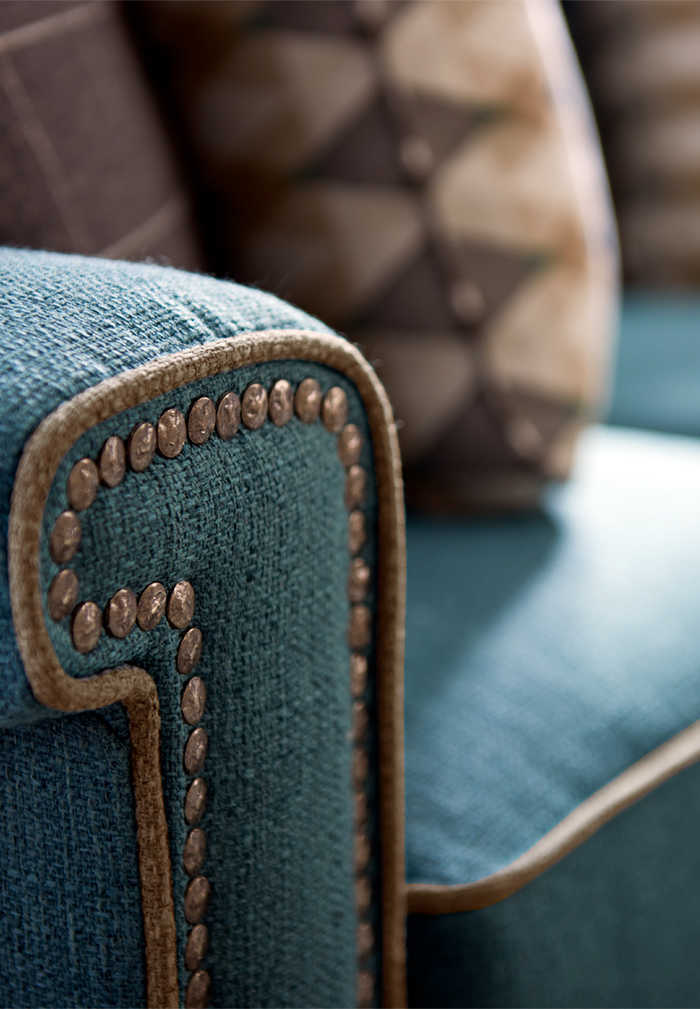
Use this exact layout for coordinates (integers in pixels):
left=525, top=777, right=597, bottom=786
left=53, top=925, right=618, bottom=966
left=1, top=249, right=405, bottom=1009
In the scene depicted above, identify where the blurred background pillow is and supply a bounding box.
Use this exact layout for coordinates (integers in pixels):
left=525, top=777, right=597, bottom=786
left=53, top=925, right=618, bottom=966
left=132, top=0, right=619, bottom=511
left=0, top=0, right=619, bottom=511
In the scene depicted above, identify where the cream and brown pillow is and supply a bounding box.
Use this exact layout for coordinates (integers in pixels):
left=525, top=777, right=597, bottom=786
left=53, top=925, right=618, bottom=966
left=135, top=0, right=619, bottom=509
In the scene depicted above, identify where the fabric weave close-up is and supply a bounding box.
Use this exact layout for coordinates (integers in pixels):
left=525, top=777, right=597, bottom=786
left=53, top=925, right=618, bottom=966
left=2, top=2, right=700, bottom=1008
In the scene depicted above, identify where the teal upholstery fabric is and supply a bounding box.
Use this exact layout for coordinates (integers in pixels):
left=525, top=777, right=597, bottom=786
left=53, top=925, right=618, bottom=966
left=0, top=707, right=145, bottom=1008
left=0, top=247, right=329, bottom=727
left=0, top=249, right=379, bottom=1007
left=404, top=425, right=700, bottom=1006
left=608, top=294, right=700, bottom=436
left=407, top=761, right=700, bottom=1008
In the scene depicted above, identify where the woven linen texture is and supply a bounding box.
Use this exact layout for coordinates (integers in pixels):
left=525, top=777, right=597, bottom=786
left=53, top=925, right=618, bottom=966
left=0, top=249, right=379, bottom=1006
left=0, top=706, right=145, bottom=1007
left=0, top=246, right=330, bottom=726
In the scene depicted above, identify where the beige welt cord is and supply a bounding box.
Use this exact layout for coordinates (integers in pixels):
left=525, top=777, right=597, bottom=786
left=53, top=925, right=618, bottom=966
left=9, top=330, right=407, bottom=1008
left=408, top=718, right=700, bottom=915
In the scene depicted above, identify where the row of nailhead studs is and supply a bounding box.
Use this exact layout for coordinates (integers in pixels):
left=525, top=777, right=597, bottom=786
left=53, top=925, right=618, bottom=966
left=46, top=377, right=374, bottom=1006
left=47, top=378, right=363, bottom=650
left=177, top=585, right=212, bottom=1009
left=339, top=418, right=375, bottom=1009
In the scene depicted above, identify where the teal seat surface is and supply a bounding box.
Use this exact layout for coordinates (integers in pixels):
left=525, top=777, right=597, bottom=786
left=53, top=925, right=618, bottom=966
left=608, top=294, right=700, bottom=436
left=405, top=424, right=700, bottom=1006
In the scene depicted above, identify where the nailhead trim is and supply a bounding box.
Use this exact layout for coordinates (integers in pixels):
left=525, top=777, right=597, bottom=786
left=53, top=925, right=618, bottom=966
left=46, top=378, right=377, bottom=1007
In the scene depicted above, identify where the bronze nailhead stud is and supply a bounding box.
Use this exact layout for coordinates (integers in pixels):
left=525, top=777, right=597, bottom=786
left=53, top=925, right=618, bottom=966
left=338, top=424, right=362, bottom=467
left=349, top=605, right=372, bottom=649
left=353, top=701, right=368, bottom=740
left=241, top=383, right=267, bottom=429
left=185, top=968, right=211, bottom=1009
left=216, top=391, right=241, bottom=440
left=99, top=435, right=126, bottom=488
left=184, top=923, right=209, bottom=972
left=348, top=510, right=366, bottom=554
left=355, top=789, right=368, bottom=827
left=183, top=828, right=207, bottom=877
left=185, top=777, right=207, bottom=825
left=348, top=558, right=371, bottom=603
left=50, top=510, right=82, bottom=564
left=182, top=677, right=207, bottom=725
left=188, top=398, right=216, bottom=446
left=105, top=587, right=137, bottom=639
left=345, top=465, right=366, bottom=509
left=184, top=875, right=211, bottom=924
left=184, top=727, right=208, bottom=775
left=353, top=747, right=369, bottom=788
left=47, top=569, right=79, bottom=622
left=157, top=408, right=187, bottom=458
left=357, top=969, right=374, bottom=1008
left=351, top=654, right=368, bottom=697
left=356, top=875, right=371, bottom=914
left=269, top=379, right=294, bottom=426
left=322, top=386, right=348, bottom=433
left=357, top=921, right=374, bottom=958
left=137, top=582, right=167, bottom=631
left=128, top=422, right=156, bottom=472
left=72, top=601, right=102, bottom=654
left=66, top=458, right=99, bottom=511
left=295, top=377, right=322, bottom=423
left=168, top=580, right=195, bottom=629
left=178, top=627, right=203, bottom=675
left=355, top=832, right=370, bottom=873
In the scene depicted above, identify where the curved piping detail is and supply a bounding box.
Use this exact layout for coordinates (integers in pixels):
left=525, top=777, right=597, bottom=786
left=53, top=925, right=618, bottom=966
left=407, top=718, right=700, bottom=915
left=9, top=329, right=407, bottom=1008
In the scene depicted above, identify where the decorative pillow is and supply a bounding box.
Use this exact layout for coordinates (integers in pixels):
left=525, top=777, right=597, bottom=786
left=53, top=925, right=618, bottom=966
left=567, top=0, right=700, bottom=288
left=133, top=0, right=618, bottom=510
left=0, top=1, right=202, bottom=269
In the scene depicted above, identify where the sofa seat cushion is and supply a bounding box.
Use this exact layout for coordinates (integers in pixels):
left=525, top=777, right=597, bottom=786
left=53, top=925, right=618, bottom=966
left=610, top=294, right=700, bottom=436
left=405, top=425, right=700, bottom=1006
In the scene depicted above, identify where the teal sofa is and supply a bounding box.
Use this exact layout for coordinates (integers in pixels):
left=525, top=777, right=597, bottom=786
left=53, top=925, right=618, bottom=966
left=404, top=297, right=700, bottom=1007
left=3, top=244, right=700, bottom=1009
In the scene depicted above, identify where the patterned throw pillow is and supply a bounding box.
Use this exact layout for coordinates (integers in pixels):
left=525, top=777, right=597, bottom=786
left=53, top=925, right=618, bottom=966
left=135, top=0, right=619, bottom=510
left=0, top=1, right=202, bottom=270
left=567, top=0, right=700, bottom=288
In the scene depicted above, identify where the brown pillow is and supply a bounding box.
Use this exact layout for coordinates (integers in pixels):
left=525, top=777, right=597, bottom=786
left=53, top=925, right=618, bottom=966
left=568, top=0, right=700, bottom=288
left=135, top=0, right=619, bottom=509
left=0, top=0, right=202, bottom=270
